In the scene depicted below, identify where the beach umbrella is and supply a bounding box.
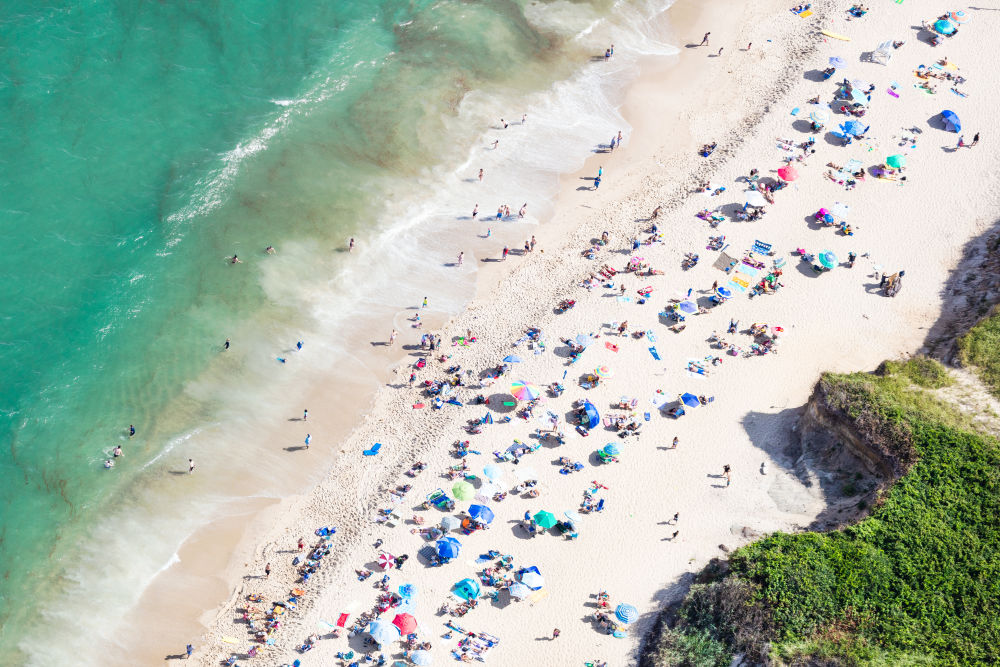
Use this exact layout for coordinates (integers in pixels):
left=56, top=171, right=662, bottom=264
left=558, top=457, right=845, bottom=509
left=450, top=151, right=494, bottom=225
left=941, top=110, right=961, bottom=133
left=368, top=620, right=400, bottom=646
left=886, top=155, right=906, bottom=169
left=818, top=250, right=839, bottom=269
left=680, top=393, right=700, bottom=408
left=777, top=165, right=799, bottom=181
left=715, top=287, right=733, bottom=299
left=616, top=603, right=640, bottom=624
left=575, top=333, right=595, bottom=347
left=594, top=365, right=613, bottom=378
left=828, top=55, right=847, bottom=69
left=475, top=480, right=502, bottom=503
left=581, top=401, right=600, bottom=429
left=452, top=481, right=475, bottom=501
left=510, top=381, right=541, bottom=401
left=808, top=107, right=829, bottom=124
left=533, top=510, right=558, bottom=529
left=391, top=612, right=418, bottom=635
left=508, top=582, right=531, bottom=600
left=410, top=650, right=433, bottom=666
left=603, top=443, right=621, bottom=456
left=831, top=202, right=850, bottom=220
left=744, top=190, right=768, bottom=207
left=841, top=120, right=867, bottom=137
left=564, top=510, right=583, bottom=525
left=520, top=567, right=545, bottom=590
left=398, top=583, right=417, bottom=599
left=678, top=300, right=698, bottom=314
left=848, top=87, right=868, bottom=105
left=453, top=578, right=480, bottom=601
left=482, top=464, right=503, bottom=481
left=934, top=19, right=957, bottom=35
left=440, top=515, right=461, bottom=531
left=436, top=536, right=461, bottom=559
left=502, top=354, right=522, bottom=363
left=468, top=504, right=495, bottom=524
left=949, top=10, right=970, bottom=24
left=378, top=553, right=396, bottom=569
left=396, top=597, right=417, bottom=615
left=823, top=214, right=834, bottom=224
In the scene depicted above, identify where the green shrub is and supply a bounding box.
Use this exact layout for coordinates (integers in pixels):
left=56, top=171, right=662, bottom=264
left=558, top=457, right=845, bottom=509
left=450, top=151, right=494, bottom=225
left=959, top=306, right=1000, bottom=398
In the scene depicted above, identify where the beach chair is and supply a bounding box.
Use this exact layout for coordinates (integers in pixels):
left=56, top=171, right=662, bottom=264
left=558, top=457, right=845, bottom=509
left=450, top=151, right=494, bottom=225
left=594, top=498, right=605, bottom=512
left=872, top=40, right=893, bottom=65
left=362, top=442, right=382, bottom=456
left=751, top=240, right=772, bottom=255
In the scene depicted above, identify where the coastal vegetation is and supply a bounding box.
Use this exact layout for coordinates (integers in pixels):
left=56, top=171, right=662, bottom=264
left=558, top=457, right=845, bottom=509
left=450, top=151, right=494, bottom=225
left=959, top=304, right=1000, bottom=399
left=642, top=358, right=1000, bottom=666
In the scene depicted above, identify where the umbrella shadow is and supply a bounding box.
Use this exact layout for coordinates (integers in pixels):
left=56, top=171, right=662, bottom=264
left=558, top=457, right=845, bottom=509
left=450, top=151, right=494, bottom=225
left=802, top=69, right=828, bottom=82
left=283, top=445, right=309, bottom=452
left=791, top=119, right=814, bottom=134
left=486, top=393, right=518, bottom=413
left=795, top=260, right=823, bottom=278
left=804, top=214, right=826, bottom=231
left=823, top=132, right=845, bottom=146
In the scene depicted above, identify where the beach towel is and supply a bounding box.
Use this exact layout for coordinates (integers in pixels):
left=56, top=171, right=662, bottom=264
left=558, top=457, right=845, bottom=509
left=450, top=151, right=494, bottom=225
left=337, top=614, right=349, bottom=628
left=799, top=9, right=813, bottom=17
left=752, top=240, right=772, bottom=254
left=836, top=159, right=863, bottom=182
left=412, top=403, right=424, bottom=409
left=887, top=88, right=899, bottom=98
left=648, top=346, right=661, bottom=360
left=713, top=252, right=737, bottom=272
left=646, top=330, right=656, bottom=342
left=729, top=272, right=752, bottom=292
left=616, top=296, right=631, bottom=303
left=605, top=342, right=619, bottom=352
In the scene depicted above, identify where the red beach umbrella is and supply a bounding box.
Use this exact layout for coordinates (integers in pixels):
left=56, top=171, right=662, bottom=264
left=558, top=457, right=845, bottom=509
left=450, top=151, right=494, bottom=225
left=777, top=165, right=799, bottom=181
left=392, top=612, right=418, bottom=635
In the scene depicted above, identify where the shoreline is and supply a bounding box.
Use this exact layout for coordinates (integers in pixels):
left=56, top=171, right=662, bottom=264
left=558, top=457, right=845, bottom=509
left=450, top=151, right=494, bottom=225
left=95, top=0, right=1000, bottom=663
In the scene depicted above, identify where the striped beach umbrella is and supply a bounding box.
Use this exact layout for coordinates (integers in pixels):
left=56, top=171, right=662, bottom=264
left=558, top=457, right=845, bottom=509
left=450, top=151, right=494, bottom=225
left=616, top=603, right=639, bottom=624
left=510, top=381, right=541, bottom=401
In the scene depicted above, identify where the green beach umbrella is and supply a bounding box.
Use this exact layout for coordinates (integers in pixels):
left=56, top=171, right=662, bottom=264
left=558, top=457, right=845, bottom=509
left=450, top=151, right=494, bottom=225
left=818, top=250, right=838, bottom=270
left=533, top=510, right=558, bottom=529
left=886, top=154, right=906, bottom=169
left=452, top=481, right=475, bottom=501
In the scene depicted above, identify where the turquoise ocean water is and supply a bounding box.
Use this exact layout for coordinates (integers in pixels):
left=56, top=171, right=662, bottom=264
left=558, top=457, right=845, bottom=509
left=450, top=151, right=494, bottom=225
left=0, top=0, right=674, bottom=662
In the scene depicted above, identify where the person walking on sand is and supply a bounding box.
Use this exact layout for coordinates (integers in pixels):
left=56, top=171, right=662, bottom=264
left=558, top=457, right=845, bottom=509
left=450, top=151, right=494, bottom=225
left=265, top=563, right=271, bottom=578
left=501, top=118, right=508, bottom=129
left=304, top=433, right=311, bottom=447
left=502, top=246, right=510, bottom=261
left=478, top=168, right=484, bottom=182
left=672, top=436, right=679, bottom=449
left=188, top=458, right=195, bottom=473
left=186, top=644, right=194, bottom=659
left=970, top=132, right=980, bottom=148
left=717, top=47, right=723, bottom=56
left=458, top=251, right=464, bottom=266
left=553, top=628, right=561, bottom=639
left=522, top=113, right=527, bottom=124
left=594, top=175, right=601, bottom=189
left=723, top=464, right=731, bottom=486
left=472, top=204, right=478, bottom=219
left=672, top=512, right=679, bottom=523
left=491, top=139, right=499, bottom=149
left=389, top=330, right=398, bottom=346
left=349, top=238, right=355, bottom=252
left=518, top=203, right=527, bottom=218
left=700, top=32, right=710, bottom=46
left=530, top=235, right=536, bottom=252
left=298, top=537, right=305, bottom=551
left=303, top=408, right=308, bottom=421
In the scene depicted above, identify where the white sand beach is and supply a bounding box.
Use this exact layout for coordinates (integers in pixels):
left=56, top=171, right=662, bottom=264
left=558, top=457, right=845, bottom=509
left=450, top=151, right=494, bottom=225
left=138, top=0, right=1000, bottom=664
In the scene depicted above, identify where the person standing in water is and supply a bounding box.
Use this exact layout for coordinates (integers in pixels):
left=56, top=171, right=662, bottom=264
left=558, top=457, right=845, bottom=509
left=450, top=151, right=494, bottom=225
left=349, top=238, right=355, bottom=252
left=389, top=330, right=398, bottom=346
left=224, top=338, right=230, bottom=350
left=188, top=459, right=195, bottom=473
left=471, top=204, right=478, bottom=219
left=478, top=169, right=484, bottom=182
left=113, top=445, right=123, bottom=458
left=129, top=424, right=135, bottom=437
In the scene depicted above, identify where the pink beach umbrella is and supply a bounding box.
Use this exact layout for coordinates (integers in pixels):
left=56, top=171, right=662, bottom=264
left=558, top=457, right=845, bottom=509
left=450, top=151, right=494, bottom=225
left=377, top=552, right=396, bottom=569
left=777, top=165, right=799, bottom=181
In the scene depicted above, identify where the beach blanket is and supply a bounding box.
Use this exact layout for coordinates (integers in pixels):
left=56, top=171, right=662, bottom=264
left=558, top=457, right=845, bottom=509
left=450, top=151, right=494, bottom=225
left=605, top=342, right=619, bottom=352
left=337, top=614, right=349, bottom=628
left=752, top=240, right=772, bottom=254
left=413, top=403, right=424, bottom=409
left=713, top=251, right=737, bottom=272
left=648, top=346, right=660, bottom=360
left=836, top=158, right=863, bottom=182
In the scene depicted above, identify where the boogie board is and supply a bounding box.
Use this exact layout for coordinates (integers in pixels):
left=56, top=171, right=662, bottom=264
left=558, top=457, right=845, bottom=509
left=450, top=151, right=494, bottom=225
left=820, top=30, right=850, bottom=41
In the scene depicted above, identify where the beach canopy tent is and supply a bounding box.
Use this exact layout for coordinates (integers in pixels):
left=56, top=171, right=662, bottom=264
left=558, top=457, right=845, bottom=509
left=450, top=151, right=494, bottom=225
left=468, top=504, right=495, bottom=524
left=886, top=154, right=906, bottom=169
left=680, top=393, right=701, bottom=408
left=777, top=165, right=799, bottom=181
left=452, top=481, right=475, bottom=501
left=436, top=536, right=462, bottom=559
left=934, top=19, right=957, bottom=35
left=368, top=620, right=401, bottom=645
left=410, top=650, right=433, bottom=666
left=453, top=578, right=481, bottom=600
left=678, top=300, right=698, bottom=314
left=391, top=612, right=418, bottom=635
left=502, top=354, right=522, bottom=363
left=519, top=566, right=545, bottom=590
left=580, top=401, right=600, bottom=428
left=616, top=603, right=640, bottom=624
left=510, top=381, right=541, bottom=401
left=508, top=582, right=531, bottom=599
left=949, top=10, right=970, bottom=24
left=398, top=584, right=417, bottom=599
left=941, top=110, right=961, bottom=132
left=482, top=464, right=502, bottom=481
left=440, top=515, right=461, bottom=531
left=819, top=250, right=839, bottom=269
left=603, top=443, right=621, bottom=456
left=873, top=40, right=893, bottom=65
left=533, top=510, right=558, bottom=529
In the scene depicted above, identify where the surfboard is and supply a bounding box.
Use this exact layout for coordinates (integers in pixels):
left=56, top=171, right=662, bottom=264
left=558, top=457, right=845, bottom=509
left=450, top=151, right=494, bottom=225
left=820, top=30, right=851, bottom=41
left=221, top=636, right=238, bottom=644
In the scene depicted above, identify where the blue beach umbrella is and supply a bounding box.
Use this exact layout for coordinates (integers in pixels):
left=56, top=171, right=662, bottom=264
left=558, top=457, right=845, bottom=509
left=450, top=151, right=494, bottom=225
left=503, top=354, right=522, bottom=363
left=368, top=620, right=400, bottom=646
left=616, top=603, right=639, bottom=624
left=715, top=287, right=732, bottom=299
left=398, top=583, right=417, bottom=599
left=828, top=56, right=847, bottom=69
left=941, top=110, right=961, bottom=133
left=818, top=250, right=839, bottom=269
left=410, top=650, right=433, bottom=666
left=949, top=10, right=970, bottom=24
left=508, top=582, right=531, bottom=599
left=453, top=578, right=480, bottom=601
left=436, top=536, right=461, bottom=559
left=581, top=401, right=600, bottom=429
left=678, top=300, right=698, bottom=314
left=575, top=333, right=595, bottom=347
left=934, top=19, right=956, bottom=35
left=468, top=504, right=495, bottom=524
left=680, top=393, right=700, bottom=408
left=519, top=566, right=545, bottom=590
left=603, top=443, right=621, bottom=456
left=842, top=120, right=867, bottom=136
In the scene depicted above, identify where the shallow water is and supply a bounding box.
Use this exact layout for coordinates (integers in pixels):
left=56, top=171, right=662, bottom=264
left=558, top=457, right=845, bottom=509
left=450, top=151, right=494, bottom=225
left=0, top=0, right=676, bottom=661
